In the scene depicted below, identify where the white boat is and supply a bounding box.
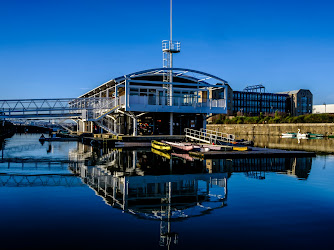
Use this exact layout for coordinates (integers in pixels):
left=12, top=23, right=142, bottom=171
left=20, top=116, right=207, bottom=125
left=162, top=141, right=194, bottom=151
left=281, top=132, right=296, bottom=138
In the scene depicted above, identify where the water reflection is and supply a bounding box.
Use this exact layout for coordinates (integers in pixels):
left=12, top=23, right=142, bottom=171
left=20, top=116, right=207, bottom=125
left=0, top=135, right=318, bottom=249
left=207, top=157, right=312, bottom=180
left=69, top=145, right=228, bottom=248
left=246, top=134, right=334, bottom=153
left=65, top=144, right=313, bottom=248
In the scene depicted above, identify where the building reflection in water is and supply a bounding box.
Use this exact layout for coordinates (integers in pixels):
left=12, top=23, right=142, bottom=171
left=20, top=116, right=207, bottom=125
left=68, top=143, right=313, bottom=247
left=207, top=157, right=312, bottom=180
left=69, top=144, right=227, bottom=248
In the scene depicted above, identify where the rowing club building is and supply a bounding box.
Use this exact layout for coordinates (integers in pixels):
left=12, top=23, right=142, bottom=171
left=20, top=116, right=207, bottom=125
left=77, top=68, right=229, bottom=136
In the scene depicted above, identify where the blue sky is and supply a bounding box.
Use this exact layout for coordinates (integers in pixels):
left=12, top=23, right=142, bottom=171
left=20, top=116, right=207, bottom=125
left=0, top=0, right=333, bottom=104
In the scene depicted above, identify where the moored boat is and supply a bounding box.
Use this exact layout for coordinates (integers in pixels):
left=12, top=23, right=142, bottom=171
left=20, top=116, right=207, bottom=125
left=163, top=141, right=194, bottom=151
left=307, top=133, right=324, bottom=138
left=200, top=144, right=233, bottom=151
left=151, top=140, right=172, bottom=151
left=232, top=146, right=250, bottom=151
left=151, top=148, right=171, bottom=159
left=281, top=132, right=296, bottom=138
left=171, top=152, right=194, bottom=161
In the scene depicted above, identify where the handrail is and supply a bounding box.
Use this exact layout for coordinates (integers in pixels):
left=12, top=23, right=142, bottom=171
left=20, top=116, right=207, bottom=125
left=184, top=128, right=235, bottom=144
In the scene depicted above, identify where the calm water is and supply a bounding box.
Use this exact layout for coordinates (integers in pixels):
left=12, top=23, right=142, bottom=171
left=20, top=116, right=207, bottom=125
left=0, top=134, right=333, bottom=249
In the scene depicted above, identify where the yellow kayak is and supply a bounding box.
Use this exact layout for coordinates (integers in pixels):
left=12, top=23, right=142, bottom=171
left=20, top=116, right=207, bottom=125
left=232, top=146, right=249, bottom=151
left=151, top=148, right=171, bottom=159
left=151, top=140, right=172, bottom=151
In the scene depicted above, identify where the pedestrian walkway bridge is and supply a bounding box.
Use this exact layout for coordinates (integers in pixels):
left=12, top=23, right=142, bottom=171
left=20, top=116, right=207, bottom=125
left=0, top=97, right=121, bottom=120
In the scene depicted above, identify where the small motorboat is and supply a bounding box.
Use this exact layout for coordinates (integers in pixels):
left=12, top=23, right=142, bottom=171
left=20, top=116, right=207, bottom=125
left=281, top=132, right=296, bottom=138
left=307, top=133, right=324, bottom=138
left=151, top=140, right=172, bottom=151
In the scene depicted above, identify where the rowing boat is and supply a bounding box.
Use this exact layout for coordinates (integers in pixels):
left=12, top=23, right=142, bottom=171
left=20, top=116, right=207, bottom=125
left=151, top=140, right=172, bottom=151
left=163, top=141, right=194, bottom=151
left=151, top=148, right=171, bottom=159
left=232, top=146, right=249, bottom=151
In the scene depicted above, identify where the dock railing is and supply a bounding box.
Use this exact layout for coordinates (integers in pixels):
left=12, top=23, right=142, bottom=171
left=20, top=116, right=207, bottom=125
left=184, top=128, right=235, bottom=144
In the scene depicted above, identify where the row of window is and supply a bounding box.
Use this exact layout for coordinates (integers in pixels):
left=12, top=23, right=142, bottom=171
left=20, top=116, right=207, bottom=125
left=234, top=92, right=288, bottom=101
left=233, top=107, right=286, bottom=113
left=234, top=100, right=286, bottom=108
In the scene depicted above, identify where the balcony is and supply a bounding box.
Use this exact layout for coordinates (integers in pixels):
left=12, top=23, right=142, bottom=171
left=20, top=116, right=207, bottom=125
left=128, top=95, right=226, bottom=114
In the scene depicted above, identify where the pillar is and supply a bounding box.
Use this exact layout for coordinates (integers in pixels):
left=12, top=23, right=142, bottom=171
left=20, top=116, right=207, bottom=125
left=90, top=121, right=94, bottom=133
left=133, top=116, right=137, bottom=136
left=170, top=112, right=173, bottom=135
left=203, top=114, right=207, bottom=130
left=114, top=117, right=117, bottom=134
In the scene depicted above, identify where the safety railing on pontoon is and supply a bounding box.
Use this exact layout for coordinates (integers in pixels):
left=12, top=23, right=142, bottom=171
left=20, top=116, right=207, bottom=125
left=184, top=128, right=235, bottom=144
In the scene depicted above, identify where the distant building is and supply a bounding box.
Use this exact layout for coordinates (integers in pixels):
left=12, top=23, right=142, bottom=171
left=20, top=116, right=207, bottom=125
left=230, top=86, right=312, bottom=116
left=313, top=104, right=334, bottom=114
left=277, top=89, right=313, bottom=116
left=233, top=89, right=289, bottom=116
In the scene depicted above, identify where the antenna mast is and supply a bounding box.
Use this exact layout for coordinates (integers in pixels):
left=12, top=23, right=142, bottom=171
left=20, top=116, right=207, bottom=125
left=162, top=0, right=180, bottom=105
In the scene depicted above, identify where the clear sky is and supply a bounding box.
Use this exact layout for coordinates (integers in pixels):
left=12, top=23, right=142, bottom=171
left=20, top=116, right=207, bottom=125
left=0, top=0, right=333, bottom=104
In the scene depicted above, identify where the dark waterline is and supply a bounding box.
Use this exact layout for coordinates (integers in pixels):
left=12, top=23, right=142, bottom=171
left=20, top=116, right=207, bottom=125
left=0, top=134, right=333, bottom=249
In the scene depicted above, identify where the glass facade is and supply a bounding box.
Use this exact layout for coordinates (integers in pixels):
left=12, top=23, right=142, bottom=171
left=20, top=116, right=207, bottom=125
left=233, top=91, right=289, bottom=115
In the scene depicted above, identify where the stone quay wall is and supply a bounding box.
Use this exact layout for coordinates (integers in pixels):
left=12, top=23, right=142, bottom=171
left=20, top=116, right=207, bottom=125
left=207, top=123, right=334, bottom=136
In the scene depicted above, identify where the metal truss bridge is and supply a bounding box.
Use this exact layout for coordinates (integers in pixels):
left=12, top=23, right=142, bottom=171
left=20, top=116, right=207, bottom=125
left=0, top=97, right=118, bottom=120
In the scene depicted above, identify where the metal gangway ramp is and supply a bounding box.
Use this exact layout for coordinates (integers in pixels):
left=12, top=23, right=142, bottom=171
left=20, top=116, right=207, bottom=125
left=184, top=128, right=235, bottom=144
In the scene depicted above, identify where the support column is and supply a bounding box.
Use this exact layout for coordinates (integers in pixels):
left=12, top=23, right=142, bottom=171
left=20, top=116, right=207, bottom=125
left=114, top=117, right=117, bottom=134
left=169, top=112, right=173, bottom=135
left=76, top=120, right=80, bottom=133
left=203, top=114, right=207, bottom=130
left=124, top=78, right=129, bottom=109
left=90, top=121, right=94, bottom=133
left=133, top=116, right=138, bottom=136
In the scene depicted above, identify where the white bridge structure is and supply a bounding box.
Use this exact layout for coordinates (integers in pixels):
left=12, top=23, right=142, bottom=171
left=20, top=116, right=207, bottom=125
left=0, top=68, right=228, bottom=136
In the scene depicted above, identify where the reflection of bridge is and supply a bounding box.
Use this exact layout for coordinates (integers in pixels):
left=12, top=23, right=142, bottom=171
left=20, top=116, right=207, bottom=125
left=0, top=156, right=83, bottom=187
left=0, top=173, right=83, bottom=187
left=68, top=149, right=228, bottom=248
left=0, top=158, right=82, bottom=164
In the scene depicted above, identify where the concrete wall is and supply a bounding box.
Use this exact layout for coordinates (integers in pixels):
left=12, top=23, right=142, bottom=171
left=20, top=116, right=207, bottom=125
left=207, top=123, right=334, bottom=136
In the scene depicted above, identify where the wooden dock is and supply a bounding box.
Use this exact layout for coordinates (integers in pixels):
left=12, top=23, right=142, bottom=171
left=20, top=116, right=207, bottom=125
left=189, top=147, right=316, bottom=159
left=81, top=135, right=185, bottom=147
left=77, top=134, right=317, bottom=159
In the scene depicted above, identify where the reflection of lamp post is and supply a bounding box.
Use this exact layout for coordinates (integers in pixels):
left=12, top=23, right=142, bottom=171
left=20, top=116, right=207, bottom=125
left=323, top=102, right=326, bottom=113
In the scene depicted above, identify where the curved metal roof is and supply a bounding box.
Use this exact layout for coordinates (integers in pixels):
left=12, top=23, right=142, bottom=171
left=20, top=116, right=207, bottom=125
left=79, top=68, right=227, bottom=98
left=119, top=67, right=228, bottom=84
